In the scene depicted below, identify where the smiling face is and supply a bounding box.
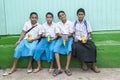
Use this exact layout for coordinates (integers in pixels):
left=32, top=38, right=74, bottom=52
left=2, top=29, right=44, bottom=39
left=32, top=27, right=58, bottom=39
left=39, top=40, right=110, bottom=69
left=46, top=14, right=53, bottom=24
left=77, top=12, right=85, bottom=22
left=58, top=12, right=66, bottom=22
left=30, top=14, right=38, bottom=25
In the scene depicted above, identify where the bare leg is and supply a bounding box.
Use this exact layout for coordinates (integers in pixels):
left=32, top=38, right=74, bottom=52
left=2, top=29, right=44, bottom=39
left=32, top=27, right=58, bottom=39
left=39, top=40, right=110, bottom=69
left=37, top=60, right=42, bottom=69
left=33, top=60, right=42, bottom=73
left=2, top=58, right=18, bottom=76
left=91, top=62, right=96, bottom=67
left=49, top=61, right=54, bottom=73
left=27, top=56, right=33, bottom=70
left=91, top=62, right=100, bottom=73
left=81, top=61, right=88, bottom=71
left=9, top=58, right=18, bottom=73
left=50, top=61, right=54, bottom=69
left=65, top=53, right=72, bottom=70
left=53, top=53, right=63, bottom=76
left=55, top=52, right=61, bottom=70
left=64, top=53, right=72, bottom=76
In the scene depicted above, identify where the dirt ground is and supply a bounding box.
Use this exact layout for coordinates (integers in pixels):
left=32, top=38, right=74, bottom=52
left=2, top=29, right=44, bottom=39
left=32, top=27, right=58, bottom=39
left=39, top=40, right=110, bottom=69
left=0, top=68, right=120, bottom=80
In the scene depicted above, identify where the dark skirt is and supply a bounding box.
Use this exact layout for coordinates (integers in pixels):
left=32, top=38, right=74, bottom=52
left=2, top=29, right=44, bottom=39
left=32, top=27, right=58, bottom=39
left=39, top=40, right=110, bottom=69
left=72, top=40, right=97, bottom=63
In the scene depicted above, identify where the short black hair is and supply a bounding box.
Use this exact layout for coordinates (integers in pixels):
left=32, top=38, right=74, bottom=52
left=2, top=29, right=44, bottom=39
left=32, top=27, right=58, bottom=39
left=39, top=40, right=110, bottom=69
left=77, top=8, right=85, bottom=15
left=30, top=12, right=38, bottom=18
left=46, top=12, right=54, bottom=17
left=57, top=11, right=65, bottom=17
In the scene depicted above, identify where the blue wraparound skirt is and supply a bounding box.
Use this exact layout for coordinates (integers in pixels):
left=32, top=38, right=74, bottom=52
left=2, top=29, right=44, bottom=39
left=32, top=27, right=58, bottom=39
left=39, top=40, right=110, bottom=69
left=54, top=37, right=73, bottom=55
left=34, top=37, right=56, bottom=62
left=14, top=39, right=38, bottom=59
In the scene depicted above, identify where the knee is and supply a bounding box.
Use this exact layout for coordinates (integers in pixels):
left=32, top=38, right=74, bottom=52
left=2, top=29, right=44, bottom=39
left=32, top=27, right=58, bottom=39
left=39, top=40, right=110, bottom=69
left=54, top=52, right=59, bottom=55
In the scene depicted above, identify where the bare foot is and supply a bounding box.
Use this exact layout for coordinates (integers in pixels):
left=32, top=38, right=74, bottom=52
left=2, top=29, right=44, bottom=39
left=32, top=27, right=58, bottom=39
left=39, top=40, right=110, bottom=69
left=91, top=66, right=100, bottom=73
left=49, top=68, right=54, bottom=73
left=82, top=65, right=88, bottom=71
left=33, top=67, right=42, bottom=73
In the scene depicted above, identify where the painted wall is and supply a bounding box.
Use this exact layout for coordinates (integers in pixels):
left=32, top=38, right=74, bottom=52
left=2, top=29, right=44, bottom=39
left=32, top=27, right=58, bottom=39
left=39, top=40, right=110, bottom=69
left=0, top=0, right=120, bottom=35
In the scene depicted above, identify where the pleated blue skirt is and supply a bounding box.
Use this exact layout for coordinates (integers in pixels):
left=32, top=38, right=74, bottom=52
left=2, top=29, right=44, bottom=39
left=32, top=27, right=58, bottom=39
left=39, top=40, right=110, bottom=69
left=54, top=37, right=73, bottom=55
left=14, top=39, right=38, bottom=59
left=34, top=37, right=56, bottom=62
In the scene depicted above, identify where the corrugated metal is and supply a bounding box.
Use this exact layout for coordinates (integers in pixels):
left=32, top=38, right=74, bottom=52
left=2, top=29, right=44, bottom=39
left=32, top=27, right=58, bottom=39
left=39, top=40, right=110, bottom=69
left=0, top=0, right=120, bottom=35
left=0, top=0, right=6, bottom=35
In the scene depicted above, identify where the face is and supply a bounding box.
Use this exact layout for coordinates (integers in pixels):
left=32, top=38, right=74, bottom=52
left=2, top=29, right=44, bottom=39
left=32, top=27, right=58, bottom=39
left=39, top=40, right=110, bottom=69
left=46, top=14, right=53, bottom=24
left=30, top=14, right=38, bottom=25
left=77, top=12, right=85, bottom=21
left=58, top=12, right=66, bottom=21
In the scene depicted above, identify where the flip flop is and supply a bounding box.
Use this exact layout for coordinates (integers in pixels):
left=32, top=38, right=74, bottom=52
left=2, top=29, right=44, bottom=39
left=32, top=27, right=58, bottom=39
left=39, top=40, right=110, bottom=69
left=64, top=69, right=72, bottom=76
left=53, top=69, right=63, bottom=77
left=2, top=72, right=11, bottom=76
left=27, top=69, right=33, bottom=73
left=2, top=70, right=16, bottom=76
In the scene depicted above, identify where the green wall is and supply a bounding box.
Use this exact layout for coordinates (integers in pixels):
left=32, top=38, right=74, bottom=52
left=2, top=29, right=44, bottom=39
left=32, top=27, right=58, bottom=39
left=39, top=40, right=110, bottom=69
left=0, top=0, right=120, bottom=35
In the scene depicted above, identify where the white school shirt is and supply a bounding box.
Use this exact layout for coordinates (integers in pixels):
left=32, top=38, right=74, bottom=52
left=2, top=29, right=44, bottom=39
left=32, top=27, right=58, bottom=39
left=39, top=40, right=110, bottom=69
left=73, top=20, right=92, bottom=40
left=42, top=22, right=59, bottom=37
left=23, top=21, right=42, bottom=39
left=57, top=20, right=74, bottom=35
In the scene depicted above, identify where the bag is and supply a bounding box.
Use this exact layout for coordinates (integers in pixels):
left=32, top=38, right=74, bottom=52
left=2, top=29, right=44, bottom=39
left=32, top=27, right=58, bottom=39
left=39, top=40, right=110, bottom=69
left=25, top=25, right=37, bottom=34
left=74, top=20, right=90, bottom=39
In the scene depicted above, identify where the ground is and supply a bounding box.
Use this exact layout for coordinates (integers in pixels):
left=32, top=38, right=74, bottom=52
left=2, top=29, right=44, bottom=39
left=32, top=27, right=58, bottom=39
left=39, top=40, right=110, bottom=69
left=0, top=68, right=120, bottom=80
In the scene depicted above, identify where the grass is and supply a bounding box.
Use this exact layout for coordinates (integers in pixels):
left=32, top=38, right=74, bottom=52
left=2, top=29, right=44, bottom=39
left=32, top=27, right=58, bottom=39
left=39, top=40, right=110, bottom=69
left=96, top=45, right=120, bottom=67
left=0, top=36, right=18, bottom=45
left=0, top=31, right=120, bottom=68
left=92, top=33, right=120, bottom=42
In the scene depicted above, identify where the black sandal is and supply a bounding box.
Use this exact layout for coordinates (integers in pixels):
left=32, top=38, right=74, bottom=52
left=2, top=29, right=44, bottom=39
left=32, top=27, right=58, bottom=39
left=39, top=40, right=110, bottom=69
left=64, top=69, right=72, bottom=76
left=53, top=69, right=63, bottom=77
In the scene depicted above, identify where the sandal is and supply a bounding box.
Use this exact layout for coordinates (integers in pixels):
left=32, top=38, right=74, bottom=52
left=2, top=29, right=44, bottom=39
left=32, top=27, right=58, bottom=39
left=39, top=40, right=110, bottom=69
left=27, top=68, right=33, bottom=73
left=2, top=72, right=11, bottom=76
left=64, top=69, right=72, bottom=76
left=2, top=69, right=16, bottom=76
left=53, top=69, right=63, bottom=77
left=91, top=66, right=100, bottom=73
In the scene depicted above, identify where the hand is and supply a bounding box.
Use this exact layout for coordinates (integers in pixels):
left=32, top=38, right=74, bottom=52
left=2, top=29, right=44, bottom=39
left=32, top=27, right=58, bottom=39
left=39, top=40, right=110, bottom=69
left=62, top=35, right=68, bottom=41
left=83, top=39, right=87, bottom=43
left=74, top=37, right=78, bottom=42
left=42, top=33, right=45, bottom=37
left=16, top=40, right=20, bottom=46
left=27, top=39, right=33, bottom=42
left=53, top=35, right=58, bottom=40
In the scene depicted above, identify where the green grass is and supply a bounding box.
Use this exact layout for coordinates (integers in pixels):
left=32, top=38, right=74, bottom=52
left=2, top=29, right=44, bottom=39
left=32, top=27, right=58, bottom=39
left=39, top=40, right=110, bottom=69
left=92, top=33, right=120, bottom=42
left=96, top=45, right=120, bottom=67
left=0, top=32, right=120, bottom=68
left=0, top=36, right=18, bottom=45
